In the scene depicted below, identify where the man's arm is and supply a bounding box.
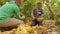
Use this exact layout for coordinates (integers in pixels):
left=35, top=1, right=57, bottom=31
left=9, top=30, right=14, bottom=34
left=31, top=11, right=35, bottom=19
left=14, top=6, right=22, bottom=19
left=41, top=10, right=44, bottom=17
left=41, top=14, right=44, bottom=17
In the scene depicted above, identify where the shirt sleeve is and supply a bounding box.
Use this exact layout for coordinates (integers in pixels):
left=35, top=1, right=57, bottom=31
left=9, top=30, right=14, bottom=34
left=14, top=6, right=22, bottom=19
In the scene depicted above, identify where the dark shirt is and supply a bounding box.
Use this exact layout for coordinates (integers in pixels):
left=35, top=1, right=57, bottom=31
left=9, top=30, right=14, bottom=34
left=33, top=9, right=44, bottom=18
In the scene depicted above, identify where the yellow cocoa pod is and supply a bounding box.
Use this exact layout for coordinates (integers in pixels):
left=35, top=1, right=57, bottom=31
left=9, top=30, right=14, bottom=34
left=37, top=17, right=44, bottom=22
left=37, top=26, right=47, bottom=30
left=11, top=28, right=16, bottom=31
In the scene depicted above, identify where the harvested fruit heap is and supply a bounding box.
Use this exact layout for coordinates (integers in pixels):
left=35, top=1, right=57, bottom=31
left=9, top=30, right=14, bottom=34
left=15, top=24, right=47, bottom=34
left=0, top=24, right=59, bottom=34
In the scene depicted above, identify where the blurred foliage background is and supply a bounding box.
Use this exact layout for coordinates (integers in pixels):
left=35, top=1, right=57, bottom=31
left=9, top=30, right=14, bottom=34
left=0, top=0, right=60, bottom=26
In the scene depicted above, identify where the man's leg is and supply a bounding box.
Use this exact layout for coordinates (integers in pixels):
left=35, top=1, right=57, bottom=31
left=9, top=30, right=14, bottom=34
left=31, top=19, right=37, bottom=26
left=0, top=18, right=24, bottom=27
left=38, top=21, right=43, bottom=26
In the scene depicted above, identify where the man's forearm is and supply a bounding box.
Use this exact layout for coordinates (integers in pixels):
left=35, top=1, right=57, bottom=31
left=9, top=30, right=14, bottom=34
left=41, top=14, right=44, bottom=17
left=32, top=16, right=35, bottom=19
left=31, top=14, right=35, bottom=19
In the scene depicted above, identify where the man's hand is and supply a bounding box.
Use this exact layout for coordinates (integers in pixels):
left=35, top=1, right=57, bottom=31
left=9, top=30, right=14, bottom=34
left=22, top=16, right=25, bottom=19
left=20, top=13, right=26, bottom=19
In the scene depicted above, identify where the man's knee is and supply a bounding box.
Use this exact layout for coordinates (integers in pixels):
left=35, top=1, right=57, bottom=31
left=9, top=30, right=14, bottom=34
left=18, top=20, right=24, bottom=24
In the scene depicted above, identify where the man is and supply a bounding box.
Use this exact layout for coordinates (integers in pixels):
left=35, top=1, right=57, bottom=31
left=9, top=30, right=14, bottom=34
left=31, top=2, right=44, bottom=26
left=0, top=0, right=25, bottom=27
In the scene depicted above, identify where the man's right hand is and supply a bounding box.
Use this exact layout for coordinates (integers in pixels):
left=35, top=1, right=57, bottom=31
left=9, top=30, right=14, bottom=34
left=22, top=16, right=26, bottom=19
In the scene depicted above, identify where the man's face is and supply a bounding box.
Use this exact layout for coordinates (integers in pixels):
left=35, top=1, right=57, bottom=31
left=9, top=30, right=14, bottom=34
left=37, top=4, right=42, bottom=9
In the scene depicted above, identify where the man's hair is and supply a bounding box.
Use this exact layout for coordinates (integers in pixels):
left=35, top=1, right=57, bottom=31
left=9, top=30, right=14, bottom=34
left=37, top=2, right=42, bottom=5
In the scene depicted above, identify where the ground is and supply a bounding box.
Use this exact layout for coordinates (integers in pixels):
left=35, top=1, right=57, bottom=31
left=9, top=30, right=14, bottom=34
left=0, top=20, right=60, bottom=34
